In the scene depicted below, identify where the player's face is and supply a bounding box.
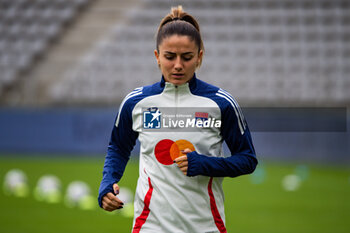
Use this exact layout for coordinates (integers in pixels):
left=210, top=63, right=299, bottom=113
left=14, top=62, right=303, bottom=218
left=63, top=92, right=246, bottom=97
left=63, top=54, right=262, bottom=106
left=154, top=35, right=203, bottom=86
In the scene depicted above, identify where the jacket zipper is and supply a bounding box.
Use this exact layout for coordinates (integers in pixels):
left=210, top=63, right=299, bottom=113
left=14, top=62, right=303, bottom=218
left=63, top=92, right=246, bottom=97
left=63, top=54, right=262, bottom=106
left=175, top=85, right=178, bottom=121
left=175, top=85, right=178, bottom=107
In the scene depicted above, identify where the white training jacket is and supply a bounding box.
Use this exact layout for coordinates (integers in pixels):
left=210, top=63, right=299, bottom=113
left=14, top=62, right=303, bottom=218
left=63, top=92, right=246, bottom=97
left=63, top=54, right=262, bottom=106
left=98, top=74, right=257, bottom=233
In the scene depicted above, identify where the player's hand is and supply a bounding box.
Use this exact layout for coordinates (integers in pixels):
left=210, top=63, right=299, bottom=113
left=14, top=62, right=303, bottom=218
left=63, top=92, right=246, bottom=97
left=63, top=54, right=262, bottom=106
left=101, top=183, right=124, bottom=212
left=174, top=148, right=192, bottom=175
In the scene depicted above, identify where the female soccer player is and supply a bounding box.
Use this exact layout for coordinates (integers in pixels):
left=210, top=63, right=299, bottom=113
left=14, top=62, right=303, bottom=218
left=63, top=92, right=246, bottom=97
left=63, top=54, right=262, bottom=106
left=98, top=6, right=257, bottom=233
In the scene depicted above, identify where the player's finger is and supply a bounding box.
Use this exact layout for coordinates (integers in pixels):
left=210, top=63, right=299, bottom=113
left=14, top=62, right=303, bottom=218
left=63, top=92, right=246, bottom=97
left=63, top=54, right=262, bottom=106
left=181, top=148, right=192, bottom=154
left=106, top=192, right=118, bottom=202
left=106, top=192, right=124, bottom=205
left=180, top=166, right=187, bottom=175
left=114, top=196, right=124, bottom=205
left=103, top=202, right=123, bottom=211
left=102, top=198, right=117, bottom=210
left=113, top=183, right=120, bottom=195
left=177, top=161, right=188, bottom=168
left=180, top=166, right=188, bottom=173
left=102, top=196, right=123, bottom=210
left=103, top=195, right=118, bottom=206
left=102, top=202, right=115, bottom=211
left=174, top=155, right=188, bottom=164
left=105, top=207, right=115, bottom=212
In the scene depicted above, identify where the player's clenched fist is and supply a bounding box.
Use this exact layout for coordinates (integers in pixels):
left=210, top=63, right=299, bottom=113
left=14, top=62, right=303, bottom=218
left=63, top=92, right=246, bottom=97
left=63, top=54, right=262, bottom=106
left=174, top=148, right=192, bottom=175
left=101, top=183, right=124, bottom=211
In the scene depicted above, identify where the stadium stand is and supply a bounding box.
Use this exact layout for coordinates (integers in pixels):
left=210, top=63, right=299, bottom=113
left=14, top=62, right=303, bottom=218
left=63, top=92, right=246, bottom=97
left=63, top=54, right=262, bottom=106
left=46, top=0, right=350, bottom=106
left=0, top=0, right=349, bottom=107
left=0, top=0, right=90, bottom=99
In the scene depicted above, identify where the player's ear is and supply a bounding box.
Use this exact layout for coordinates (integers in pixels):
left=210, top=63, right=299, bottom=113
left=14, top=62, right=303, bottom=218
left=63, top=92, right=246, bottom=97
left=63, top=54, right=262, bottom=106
left=196, top=49, right=203, bottom=68
left=154, top=49, right=160, bottom=67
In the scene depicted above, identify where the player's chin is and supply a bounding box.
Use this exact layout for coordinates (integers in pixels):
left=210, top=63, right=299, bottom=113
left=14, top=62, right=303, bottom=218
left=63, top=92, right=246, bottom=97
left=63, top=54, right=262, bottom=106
left=169, top=77, right=189, bottom=86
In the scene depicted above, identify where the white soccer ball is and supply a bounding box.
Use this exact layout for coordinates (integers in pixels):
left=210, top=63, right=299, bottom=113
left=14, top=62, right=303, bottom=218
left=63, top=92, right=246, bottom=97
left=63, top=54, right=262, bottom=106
left=34, top=175, right=62, bottom=203
left=118, top=187, right=134, bottom=218
left=117, top=187, right=133, bottom=204
left=282, top=174, right=301, bottom=191
left=65, top=181, right=95, bottom=210
left=3, top=169, right=29, bottom=197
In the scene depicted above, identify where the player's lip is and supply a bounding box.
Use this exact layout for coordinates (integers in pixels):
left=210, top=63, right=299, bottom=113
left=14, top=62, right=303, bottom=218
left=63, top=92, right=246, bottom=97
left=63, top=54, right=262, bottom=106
left=172, top=73, right=185, bottom=78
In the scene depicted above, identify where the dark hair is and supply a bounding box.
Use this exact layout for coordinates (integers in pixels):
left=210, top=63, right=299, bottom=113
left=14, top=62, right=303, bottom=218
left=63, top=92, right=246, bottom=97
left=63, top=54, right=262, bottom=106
left=156, top=6, right=204, bottom=66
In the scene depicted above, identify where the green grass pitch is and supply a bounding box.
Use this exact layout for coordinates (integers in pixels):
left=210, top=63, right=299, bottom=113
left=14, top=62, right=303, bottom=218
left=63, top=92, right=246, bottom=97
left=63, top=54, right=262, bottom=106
left=0, top=156, right=349, bottom=233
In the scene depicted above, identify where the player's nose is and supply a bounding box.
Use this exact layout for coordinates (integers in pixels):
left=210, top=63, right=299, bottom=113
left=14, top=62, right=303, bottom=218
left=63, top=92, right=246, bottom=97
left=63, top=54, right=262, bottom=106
left=174, top=57, right=183, bottom=70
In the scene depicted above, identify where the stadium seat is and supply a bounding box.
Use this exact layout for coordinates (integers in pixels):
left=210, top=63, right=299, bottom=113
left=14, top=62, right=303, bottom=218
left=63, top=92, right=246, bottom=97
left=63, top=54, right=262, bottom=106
left=1, top=0, right=343, bottom=105
left=0, top=0, right=92, bottom=92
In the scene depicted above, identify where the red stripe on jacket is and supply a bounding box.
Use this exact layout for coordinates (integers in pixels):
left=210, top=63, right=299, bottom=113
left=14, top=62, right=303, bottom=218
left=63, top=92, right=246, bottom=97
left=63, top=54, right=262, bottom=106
left=132, top=177, right=153, bottom=233
left=208, top=177, right=227, bottom=233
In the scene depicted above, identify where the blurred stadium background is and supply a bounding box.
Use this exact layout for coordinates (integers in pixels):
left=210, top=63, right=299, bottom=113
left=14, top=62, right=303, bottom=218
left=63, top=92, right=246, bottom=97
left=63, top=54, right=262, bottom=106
left=0, top=0, right=349, bottom=232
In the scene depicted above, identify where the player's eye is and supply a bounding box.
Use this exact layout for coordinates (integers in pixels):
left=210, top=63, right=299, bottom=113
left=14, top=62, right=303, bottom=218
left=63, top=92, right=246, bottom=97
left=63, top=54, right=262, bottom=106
left=182, top=55, right=193, bottom=61
left=164, top=54, right=175, bottom=60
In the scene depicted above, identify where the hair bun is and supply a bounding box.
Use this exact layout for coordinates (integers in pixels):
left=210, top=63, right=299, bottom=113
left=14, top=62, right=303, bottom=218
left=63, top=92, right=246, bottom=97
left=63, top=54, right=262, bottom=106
left=171, top=5, right=184, bottom=19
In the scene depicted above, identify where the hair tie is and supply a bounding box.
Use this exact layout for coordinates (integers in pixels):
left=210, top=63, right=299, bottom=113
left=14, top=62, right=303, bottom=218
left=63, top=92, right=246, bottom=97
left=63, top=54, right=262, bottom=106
left=172, top=17, right=180, bottom=21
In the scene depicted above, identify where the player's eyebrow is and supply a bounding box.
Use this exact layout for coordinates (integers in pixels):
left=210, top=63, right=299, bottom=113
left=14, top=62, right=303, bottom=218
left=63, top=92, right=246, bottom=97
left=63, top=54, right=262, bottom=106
left=164, top=51, right=194, bottom=55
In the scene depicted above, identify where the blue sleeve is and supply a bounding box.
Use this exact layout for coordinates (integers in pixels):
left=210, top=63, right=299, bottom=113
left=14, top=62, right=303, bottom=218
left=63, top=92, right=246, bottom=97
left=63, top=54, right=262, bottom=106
left=97, top=102, right=138, bottom=207
left=187, top=101, right=257, bottom=177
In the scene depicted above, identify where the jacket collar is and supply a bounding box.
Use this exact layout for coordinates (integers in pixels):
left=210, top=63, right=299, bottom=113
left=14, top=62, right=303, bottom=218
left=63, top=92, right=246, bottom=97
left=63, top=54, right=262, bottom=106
left=160, top=73, right=198, bottom=92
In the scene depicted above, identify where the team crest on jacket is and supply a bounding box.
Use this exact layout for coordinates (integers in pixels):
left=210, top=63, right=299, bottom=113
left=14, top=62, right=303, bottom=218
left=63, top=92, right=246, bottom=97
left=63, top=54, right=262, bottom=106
left=143, top=107, right=162, bottom=129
